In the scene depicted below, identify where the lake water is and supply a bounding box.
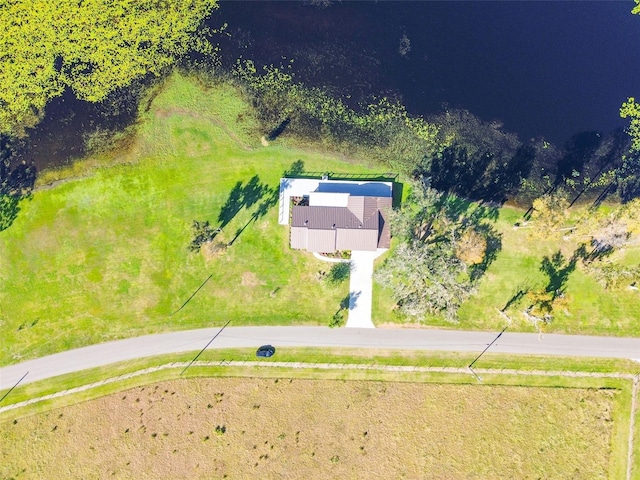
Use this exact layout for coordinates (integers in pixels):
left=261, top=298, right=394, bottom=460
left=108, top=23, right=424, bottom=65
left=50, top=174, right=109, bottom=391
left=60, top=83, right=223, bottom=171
left=213, top=0, right=640, bottom=146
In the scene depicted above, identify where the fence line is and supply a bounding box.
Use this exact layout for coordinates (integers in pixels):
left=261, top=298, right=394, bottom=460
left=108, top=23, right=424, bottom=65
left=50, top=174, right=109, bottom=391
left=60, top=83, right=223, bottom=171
left=1, top=361, right=635, bottom=414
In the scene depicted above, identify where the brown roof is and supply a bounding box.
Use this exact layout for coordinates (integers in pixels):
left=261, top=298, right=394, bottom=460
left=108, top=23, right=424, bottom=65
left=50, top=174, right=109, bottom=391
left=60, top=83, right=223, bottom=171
left=290, top=226, right=308, bottom=250
left=292, top=206, right=363, bottom=230
left=291, top=195, right=392, bottom=252
left=336, top=228, right=378, bottom=251
left=376, top=197, right=392, bottom=249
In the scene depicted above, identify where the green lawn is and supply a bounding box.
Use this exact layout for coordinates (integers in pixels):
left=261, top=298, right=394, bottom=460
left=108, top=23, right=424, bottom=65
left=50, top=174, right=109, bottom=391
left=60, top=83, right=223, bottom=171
left=0, top=73, right=379, bottom=365
left=375, top=204, right=640, bottom=335
left=2, top=71, right=639, bottom=366
left=458, top=205, right=640, bottom=335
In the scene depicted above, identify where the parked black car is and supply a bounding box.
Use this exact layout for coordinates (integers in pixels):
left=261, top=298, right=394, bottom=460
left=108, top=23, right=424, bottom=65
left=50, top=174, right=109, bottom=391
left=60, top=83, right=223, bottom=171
left=256, top=345, right=276, bottom=358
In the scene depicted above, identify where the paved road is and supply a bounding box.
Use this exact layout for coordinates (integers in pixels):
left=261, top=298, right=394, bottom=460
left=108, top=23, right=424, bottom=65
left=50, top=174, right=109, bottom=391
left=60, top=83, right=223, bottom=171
left=2, top=326, right=640, bottom=389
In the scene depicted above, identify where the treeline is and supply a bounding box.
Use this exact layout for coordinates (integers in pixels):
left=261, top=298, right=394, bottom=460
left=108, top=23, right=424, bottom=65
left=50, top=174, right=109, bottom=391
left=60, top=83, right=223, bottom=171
left=0, top=0, right=219, bottom=137
left=0, top=0, right=221, bottom=234
left=0, top=0, right=637, bottom=208
left=231, top=59, right=442, bottom=173
left=229, top=60, right=638, bottom=207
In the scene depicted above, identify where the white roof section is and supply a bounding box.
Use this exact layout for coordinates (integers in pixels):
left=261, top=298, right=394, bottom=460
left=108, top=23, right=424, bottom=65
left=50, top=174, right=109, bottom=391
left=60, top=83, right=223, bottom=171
left=309, top=191, right=350, bottom=207
left=279, top=178, right=393, bottom=225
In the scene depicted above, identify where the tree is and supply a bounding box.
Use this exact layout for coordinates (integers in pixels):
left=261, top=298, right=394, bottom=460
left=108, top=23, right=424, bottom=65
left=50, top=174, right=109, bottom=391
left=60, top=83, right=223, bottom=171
left=0, top=0, right=218, bottom=136
left=623, top=0, right=640, bottom=148
left=376, top=243, right=473, bottom=321
left=589, top=220, right=629, bottom=258
left=530, top=190, right=569, bottom=236
left=325, top=262, right=351, bottom=285
left=376, top=180, right=500, bottom=321
left=387, top=179, right=443, bottom=243
left=455, top=229, right=487, bottom=266
left=616, top=150, right=640, bottom=202
left=620, top=97, right=640, bottom=152
left=586, top=262, right=640, bottom=290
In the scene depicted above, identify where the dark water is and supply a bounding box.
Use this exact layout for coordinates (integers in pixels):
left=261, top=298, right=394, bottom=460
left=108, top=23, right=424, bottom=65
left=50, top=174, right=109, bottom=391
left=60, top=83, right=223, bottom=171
left=213, top=0, right=640, bottom=146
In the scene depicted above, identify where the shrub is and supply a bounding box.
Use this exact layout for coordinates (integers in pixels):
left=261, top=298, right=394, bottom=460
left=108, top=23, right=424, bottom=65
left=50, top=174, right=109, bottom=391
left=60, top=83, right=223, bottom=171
left=325, top=262, right=351, bottom=285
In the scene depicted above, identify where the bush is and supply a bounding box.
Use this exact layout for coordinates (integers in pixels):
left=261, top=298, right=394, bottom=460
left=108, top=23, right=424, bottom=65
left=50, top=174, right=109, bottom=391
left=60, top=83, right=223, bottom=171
left=189, top=220, right=220, bottom=252
left=325, top=262, right=351, bottom=285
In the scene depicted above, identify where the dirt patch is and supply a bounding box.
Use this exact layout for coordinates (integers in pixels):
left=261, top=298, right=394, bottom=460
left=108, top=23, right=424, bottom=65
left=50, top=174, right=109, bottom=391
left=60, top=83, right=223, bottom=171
left=0, top=378, right=615, bottom=479
left=201, top=240, right=228, bottom=262
left=241, top=271, right=263, bottom=287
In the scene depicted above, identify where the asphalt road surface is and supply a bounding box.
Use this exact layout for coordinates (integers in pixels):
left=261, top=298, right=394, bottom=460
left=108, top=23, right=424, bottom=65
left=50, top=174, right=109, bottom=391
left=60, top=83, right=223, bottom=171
left=2, top=327, right=640, bottom=389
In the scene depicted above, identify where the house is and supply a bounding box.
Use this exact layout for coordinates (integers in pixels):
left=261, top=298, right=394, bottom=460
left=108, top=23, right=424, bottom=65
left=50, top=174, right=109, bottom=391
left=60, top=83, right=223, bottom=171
left=279, top=178, right=392, bottom=253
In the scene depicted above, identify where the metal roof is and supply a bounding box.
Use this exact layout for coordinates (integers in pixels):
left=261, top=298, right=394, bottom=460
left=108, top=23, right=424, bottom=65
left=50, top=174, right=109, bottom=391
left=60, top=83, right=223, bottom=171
left=336, top=228, right=378, bottom=251
left=290, top=226, right=308, bottom=250
left=290, top=195, right=392, bottom=252
left=307, top=229, right=337, bottom=253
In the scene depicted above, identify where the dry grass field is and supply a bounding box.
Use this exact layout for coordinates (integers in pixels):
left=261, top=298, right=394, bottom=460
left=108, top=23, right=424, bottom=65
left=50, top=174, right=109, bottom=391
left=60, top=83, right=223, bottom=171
left=1, top=377, right=616, bottom=479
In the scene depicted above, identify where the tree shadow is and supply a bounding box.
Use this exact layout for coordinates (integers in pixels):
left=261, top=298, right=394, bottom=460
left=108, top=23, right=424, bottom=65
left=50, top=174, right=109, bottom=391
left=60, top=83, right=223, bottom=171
left=348, top=290, right=362, bottom=311
left=416, top=143, right=535, bottom=204
left=228, top=185, right=278, bottom=245
left=578, top=230, right=630, bottom=263
left=584, top=244, right=616, bottom=263
left=0, top=194, right=20, bottom=232
left=615, top=148, right=640, bottom=203
left=220, top=162, right=314, bottom=246
left=267, top=117, right=291, bottom=141
left=500, top=285, right=530, bottom=312
left=568, top=130, right=628, bottom=207
left=433, top=193, right=500, bottom=232
left=280, top=160, right=306, bottom=191
left=217, top=181, right=245, bottom=230
left=468, top=223, right=502, bottom=282
left=554, top=131, right=602, bottom=187
left=392, top=180, right=403, bottom=209
left=1, top=136, right=36, bottom=232
left=284, top=159, right=305, bottom=177
left=217, top=175, right=272, bottom=231
left=539, top=249, right=582, bottom=300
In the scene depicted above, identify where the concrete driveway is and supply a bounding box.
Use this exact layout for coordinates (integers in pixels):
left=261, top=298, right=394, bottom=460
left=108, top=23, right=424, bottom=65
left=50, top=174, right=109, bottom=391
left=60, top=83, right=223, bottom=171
left=346, top=249, right=387, bottom=328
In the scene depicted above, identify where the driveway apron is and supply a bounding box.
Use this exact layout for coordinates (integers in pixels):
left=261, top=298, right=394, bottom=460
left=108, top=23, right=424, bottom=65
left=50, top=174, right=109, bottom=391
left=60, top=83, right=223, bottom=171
left=346, top=249, right=387, bottom=328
